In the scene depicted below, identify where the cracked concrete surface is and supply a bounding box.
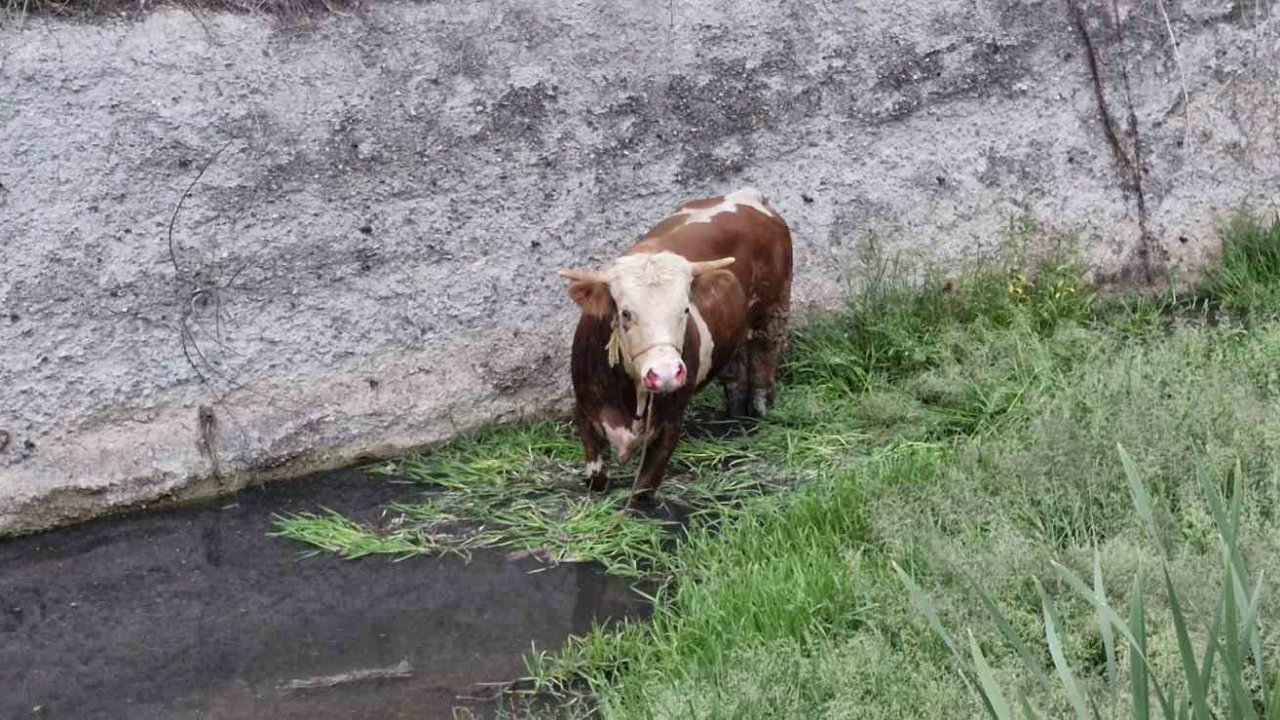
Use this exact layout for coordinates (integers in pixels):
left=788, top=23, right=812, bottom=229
left=1, top=0, right=1277, bottom=535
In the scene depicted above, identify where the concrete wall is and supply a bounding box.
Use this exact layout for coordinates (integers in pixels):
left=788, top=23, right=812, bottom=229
left=1, top=0, right=1277, bottom=536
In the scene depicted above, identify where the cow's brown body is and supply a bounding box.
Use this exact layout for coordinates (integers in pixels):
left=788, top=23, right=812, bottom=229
left=567, top=188, right=793, bottom=505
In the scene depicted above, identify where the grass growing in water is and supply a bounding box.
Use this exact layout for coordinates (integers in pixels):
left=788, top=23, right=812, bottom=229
left=273, top=216, right=1280, bottom=718
left=271, top=421, right=794, bottom=578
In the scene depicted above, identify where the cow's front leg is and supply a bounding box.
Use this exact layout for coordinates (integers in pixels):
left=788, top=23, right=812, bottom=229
left=625, top=421, right=681, bottom=509
left=575, top=411, right=610, bottom=492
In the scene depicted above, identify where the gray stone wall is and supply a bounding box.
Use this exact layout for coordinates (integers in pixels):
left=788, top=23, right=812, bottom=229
left=1, top=0, right=1277, bottom=535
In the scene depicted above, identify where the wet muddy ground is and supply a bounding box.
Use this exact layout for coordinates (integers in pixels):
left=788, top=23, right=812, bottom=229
left=0, top=469, right=649, bottom=719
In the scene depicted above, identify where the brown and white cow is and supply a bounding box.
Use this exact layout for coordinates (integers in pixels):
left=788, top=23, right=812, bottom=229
left=558, top=187, right=793, bottom=507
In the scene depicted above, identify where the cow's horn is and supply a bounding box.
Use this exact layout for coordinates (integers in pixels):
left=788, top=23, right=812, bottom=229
left=558, top=269, right=608, bottom=283
left=690, top=257, right=735, bottom=276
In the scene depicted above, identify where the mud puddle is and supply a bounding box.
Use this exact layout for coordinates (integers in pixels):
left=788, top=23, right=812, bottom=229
left=0, top=468, right=648, bottom=719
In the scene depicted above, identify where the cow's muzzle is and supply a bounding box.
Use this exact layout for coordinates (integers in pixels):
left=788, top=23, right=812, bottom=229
left=639, top=347, right=687, bottom=393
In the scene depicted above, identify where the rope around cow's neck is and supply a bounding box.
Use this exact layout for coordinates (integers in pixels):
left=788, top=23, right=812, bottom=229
left=606, top=326, right=681, bottom=371
left=606, top=324, right=664, bottom=505
left=631, top=388, right=654, bottom=505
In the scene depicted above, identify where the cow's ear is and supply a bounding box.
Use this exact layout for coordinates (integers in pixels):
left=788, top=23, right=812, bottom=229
left=691, top=269, right=742, bottom=309
left=567, top=280, right=614, bottom=318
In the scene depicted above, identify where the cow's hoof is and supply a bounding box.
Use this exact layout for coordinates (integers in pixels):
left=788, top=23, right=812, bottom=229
left=585, top=474, right=610, bottom=492
left=623, top=491, right=656, bottom=514
left=750, top=389, right=772, bottom=419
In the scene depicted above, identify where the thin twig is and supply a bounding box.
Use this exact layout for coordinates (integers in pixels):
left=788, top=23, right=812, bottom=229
left=183, top=322, right=298, bottom=410
left=1154, top=0, right=1192, bottom=149
left=183, top=323, right=219, bottom=378
left=180, top=325, right=208, bottom=383
left=187, top=302, right=236, bottom=354
left=225, top=257, right=252, bottom=286
left=168, top=138, right=234, bottom=277
left=214, top=285, right=223, bottom=344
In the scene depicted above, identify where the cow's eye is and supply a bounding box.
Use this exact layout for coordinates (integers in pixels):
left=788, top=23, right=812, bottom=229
left=620, top=309, right=633, bottom=323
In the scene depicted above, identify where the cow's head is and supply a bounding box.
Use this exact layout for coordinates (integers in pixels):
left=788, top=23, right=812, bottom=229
left=560, top=252, right=734, bottom=393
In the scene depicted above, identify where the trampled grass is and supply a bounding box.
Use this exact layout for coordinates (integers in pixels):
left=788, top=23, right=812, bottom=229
left=270, top=419, right=799, bottom=578
left=271, top=215, right=1280, bottom=718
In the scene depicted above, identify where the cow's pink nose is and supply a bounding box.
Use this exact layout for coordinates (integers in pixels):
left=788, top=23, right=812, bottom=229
left=643, top=363, right=686, bottom=392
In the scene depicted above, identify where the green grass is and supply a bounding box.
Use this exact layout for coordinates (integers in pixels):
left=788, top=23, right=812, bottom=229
left=901, top=452, right=1280, bottom=720
left=270, top=421, right=795, bottom=578
left=1204, top=213, right=1280, bottom=321
left=274, top=423, right=673, bottom=577
left=270, top=215, right=1280, bottom=718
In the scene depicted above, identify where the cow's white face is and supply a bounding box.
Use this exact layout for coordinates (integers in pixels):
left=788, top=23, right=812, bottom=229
left=607, top=253, right=694, bottom=393
left=560, top=253, right=734, bottom=395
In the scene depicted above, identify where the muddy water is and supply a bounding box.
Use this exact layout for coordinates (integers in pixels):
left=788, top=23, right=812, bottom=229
left=0, top=469, right=648, bottom=719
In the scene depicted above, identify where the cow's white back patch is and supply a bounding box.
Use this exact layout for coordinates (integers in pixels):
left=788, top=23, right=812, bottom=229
left=675, top=186, right=775, bottom=226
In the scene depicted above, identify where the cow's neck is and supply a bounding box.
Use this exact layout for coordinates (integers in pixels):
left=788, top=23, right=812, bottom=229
left=577, top=313, right=640, bottom=419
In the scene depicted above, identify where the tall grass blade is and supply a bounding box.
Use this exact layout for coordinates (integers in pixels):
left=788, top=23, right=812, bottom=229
left=895, top=562, right=1002, bottom=716
left=1222, top=561, right=1261, bottom=720
left=1205, top=461, right=1269, bottom=694
left=1199, top=465, right=1244, bottom=577
left=1243, top=571, right=1268, bottom=711
left=1019, top=694, right=1042, bottom=720
left=1037, top=580, right=1091, bottom=720
left=1163, top=565, right=1213, bottom=720
left=1240, top=571, right=1266, bottom=638
left=1094, top=549, right=1119, bottom=693
left=1129, top=574, right=1149, bottom=720
left=1196, top=587, right=1223, bottom=709
left=1222, top=557, right=1241, bottom=676
left=1119, top=444, right=1163, bottom=555
left=970, top=630, right=1017, bottom=720
left=1054, top=561, right=1173, bottom=718
left=894, top=562, right=961, bottom=660
left=1229, top=459, right=1244, bottom=543
left=963, top=569, right=1054, bottom=694
left=1267, top=665, right=1280, bottom=720
left=1232, top=464, right=1268, bottom=693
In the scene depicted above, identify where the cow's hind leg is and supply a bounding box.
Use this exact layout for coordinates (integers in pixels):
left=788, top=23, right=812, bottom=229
left=719, top=348, right=750, bottom=419
left=575, top=411, right=610, bottom=492
left=747, top=282, right=792, bottom=417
